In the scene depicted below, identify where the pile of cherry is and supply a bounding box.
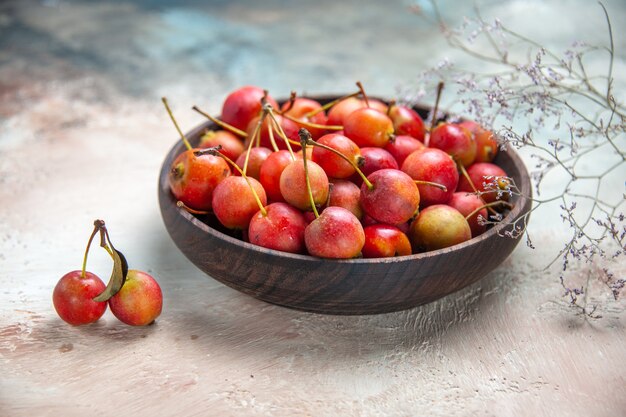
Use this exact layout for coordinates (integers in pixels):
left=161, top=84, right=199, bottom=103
left=165, top=84, right=511, bottom=259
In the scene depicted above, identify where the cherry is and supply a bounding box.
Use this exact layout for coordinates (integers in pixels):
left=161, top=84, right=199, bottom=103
left=326, top=97, right=364, bottom=126
left=351, top=147, right=399, bottom=186
left=304, top=206, right=365, bottom=258
left=388, top=104, right=426, bottom=141
left=311, top=133, right=363, bottom=179
left=234, top=146, right=273, bottom=181
left=362, top=224, right=412, bottom=258
left=221, top=86, right=279, bottom=131
left=401, top=147, right=458, bottom=207
left=108, top=270, right=163, bottom=326
left=457, top=162, right=509, bottom=204
left=360, top=168, right=420, bottom=226
left=328, top=179, right=363, bottom=220
left=448, top=192, right=488, bottom=237
left=458, top=120, right=498, bottom=163
left=248, top=202, right=308, bottom=254
left=279, top=158, right=329, bottom=211
left=409, top=205, right=471, bottom=251
left=259, top=150, right=293, bottom=202
left=429, top=122, right=477, bottom=167
left=281, top=97, right=328, bottom=139
left=198, top=129, right=245, bottom=162
left=164, top=98, right=230, bottom=211
left=212, top=175, right=268, bottom=229
left=53, top=270, right=107, bottom=325
left=384, top=135, right=425, bottom=167
left=343, top=107, right=394, bottom=148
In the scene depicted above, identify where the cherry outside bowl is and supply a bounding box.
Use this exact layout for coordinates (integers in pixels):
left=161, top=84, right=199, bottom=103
left=158, top=98, right=532, bottom=315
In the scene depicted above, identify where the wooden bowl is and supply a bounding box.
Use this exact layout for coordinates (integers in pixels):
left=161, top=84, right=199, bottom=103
left=158, top=99, right=532, bottom=315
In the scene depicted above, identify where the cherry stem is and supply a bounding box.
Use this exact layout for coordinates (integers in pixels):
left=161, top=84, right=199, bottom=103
left=458, top=163, right=499, bottom=216
left=279, top=91, right=297, bottom=114
left=192, top=105, right=248, bottom=138
left=465, top=201, right=514, bottom=221
left=267, top=108, right=296, bottom=160
left=81, top=220, right=104, bottom=278
left=196, top=147, right=267, bottom=216
left=356, top=81, right=370, bottom=108
left=303, top=91, right=360, bottom=118
left=387, top=99, right=396, bottom=116
left=414, top=180, right=447, bottom=192
left=99, top=227, right=115, bottom=259
left=282, top=112, right=343, bottom=131
left=427, top=81, right=445, bottom=145
left=176, top=200, right=209, bottom=215
left=303, top=134, right=374, bottom=191
left=243, top=110, right=266, bottom=175
left=299, top=130, right=320, bottom=219
left=162, top=97, right=193, bottom=151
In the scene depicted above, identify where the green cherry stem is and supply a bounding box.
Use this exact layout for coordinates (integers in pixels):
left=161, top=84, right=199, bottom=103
left=80, top=220, right=104, bottom=279
left=299, top=130, right=320, bottom=219
left=192, top=105, right=248, bottom=138
left=267, top=109, right=297, bottom=159
left=162, top=97, right=193, bottom=151
left=414, top=180, right=447, bottom=191
left=282, top=111, right=344, bottom=131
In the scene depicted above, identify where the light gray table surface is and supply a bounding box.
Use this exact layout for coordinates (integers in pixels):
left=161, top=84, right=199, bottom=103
left=1, top=1, right=624, bottom=416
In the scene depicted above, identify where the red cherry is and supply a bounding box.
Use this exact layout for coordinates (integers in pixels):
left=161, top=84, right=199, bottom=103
left=458, top=120, right=498, bottom=163
left=108, top=270, right=163, bottom=326
left=448, top=192, right=488, bottom=237
left=198, top=130, right=245, bottom=162
left=221, top=86, right=279, bottom=131
left=360, top=169, right=420, bottom=225
left=169, top=149, right=231, bottom=211
left=362, top=224, right=412, bottom=258
left=248, top=202, right=308, bottom=254
left=53, top=270, right=107, bottom=325
left=326, top=97, right=365, bottom=126
left=234, top=147, right=273, bottom=180
left=388, top=105, right=426, bottom=141
left=343, top=108, right=394, bottom=148
left=312, top=134, right=362, bottom=179
left=401, top=148, right=458, bottom=207
left=259, top=150, right=293, bottom=202
left=457, top=162, right=509, bottom=204
left=212, top=176, right=268, bottom=229
left=351, top=147, right=398, bottom=186
left=279, top=159, right=329, bottom=211
left=429, top=123, right=477, bottom=167
left=384, top=135, right=425, bottom=167
left=304, top=206, right=365, bottom=258
left=328, top=179, right=363, bottom=220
